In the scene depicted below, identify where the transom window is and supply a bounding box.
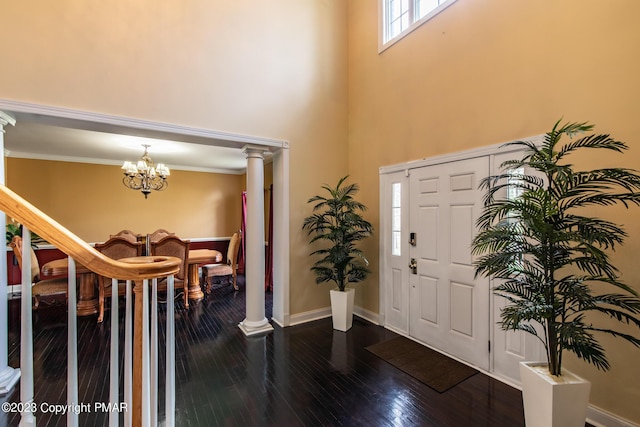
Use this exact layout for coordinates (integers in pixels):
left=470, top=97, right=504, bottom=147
left=381, top=0, right=457, bottom=50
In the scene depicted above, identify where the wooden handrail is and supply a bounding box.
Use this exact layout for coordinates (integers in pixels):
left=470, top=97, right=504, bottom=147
left=0, top=185, right=180, bottom=280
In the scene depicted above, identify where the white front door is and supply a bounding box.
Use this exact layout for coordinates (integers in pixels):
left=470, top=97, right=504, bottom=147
left=408, top=157, right=490, bottom=370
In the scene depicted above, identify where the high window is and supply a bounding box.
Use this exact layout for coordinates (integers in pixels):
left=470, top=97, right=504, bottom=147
left=381, top=0, right=457, bottom=50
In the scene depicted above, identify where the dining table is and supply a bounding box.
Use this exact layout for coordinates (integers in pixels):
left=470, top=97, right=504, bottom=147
left=41, top=249, right=222, bottom=315
left=41, top=258, right=98, bottom=317
left=187, top=249, right=222, bottom=301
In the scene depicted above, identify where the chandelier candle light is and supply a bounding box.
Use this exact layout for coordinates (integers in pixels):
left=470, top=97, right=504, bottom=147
left=121, top=144, right=170, bottom=198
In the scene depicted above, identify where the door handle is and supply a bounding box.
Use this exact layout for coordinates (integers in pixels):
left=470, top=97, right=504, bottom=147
left=409, top=258, right=417, bottom=275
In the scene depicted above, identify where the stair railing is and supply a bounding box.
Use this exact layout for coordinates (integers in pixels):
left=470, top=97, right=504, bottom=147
left=0, top=185, right=181, bottom=427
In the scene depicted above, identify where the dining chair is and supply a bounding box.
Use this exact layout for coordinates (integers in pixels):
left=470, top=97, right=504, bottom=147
left=201, top=231, right=241, bottom=293
left=10, top=236, right=71, bottom=310
left=146, top=229, right=175, bottom=256
left=150, top=235, right=190, bottom=308
left=110, top=229, right=140, bottom=244
left=147, top=229, right=175, bottom=243
left=94, top=236, right=144, bottom=323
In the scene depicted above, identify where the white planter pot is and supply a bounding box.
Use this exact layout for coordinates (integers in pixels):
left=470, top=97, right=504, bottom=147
left=329, top=288, right=355, bottom=332
left=519, top=361, right=591, bottom=427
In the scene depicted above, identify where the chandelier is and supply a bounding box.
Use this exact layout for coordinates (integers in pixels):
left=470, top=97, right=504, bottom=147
left=121, top=144, right=170, bottom=198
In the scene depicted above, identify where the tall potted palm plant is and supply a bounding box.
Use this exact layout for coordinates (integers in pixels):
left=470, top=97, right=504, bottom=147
left=303, top=175, right=373, bottom=331
left=472, top=120, right=640, bottom=427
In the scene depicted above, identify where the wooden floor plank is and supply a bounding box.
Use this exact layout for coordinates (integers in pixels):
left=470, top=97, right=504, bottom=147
left=3, top=277, right=529, bottom=426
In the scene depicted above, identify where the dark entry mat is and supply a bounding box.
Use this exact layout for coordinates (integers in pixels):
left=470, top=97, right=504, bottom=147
left=366, top=336, right=478, bottom=393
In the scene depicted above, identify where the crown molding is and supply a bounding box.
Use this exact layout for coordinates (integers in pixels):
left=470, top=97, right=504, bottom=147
left=0, top=99, right=288, bottom=151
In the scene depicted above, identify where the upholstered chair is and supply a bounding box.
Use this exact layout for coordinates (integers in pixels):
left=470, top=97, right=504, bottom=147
left=201, top=232, right=241, bottom=293
left=10, top=236, right=70, bottom=310
left=94, top=237, right=144, bottom=323
left=110, top=229, right=140, bottom=244
left=150, top=235, right=190, bottom=308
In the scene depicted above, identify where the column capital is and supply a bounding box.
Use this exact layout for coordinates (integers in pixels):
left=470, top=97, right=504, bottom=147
left=0, top=111, right=16, bottom=129
left=242, top=145, right=269, bottom=158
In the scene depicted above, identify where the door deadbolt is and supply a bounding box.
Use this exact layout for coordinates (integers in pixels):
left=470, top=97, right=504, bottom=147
left=409, top=258, right=417, bottom=274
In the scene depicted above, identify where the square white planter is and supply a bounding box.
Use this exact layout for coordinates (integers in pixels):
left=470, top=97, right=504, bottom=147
left=519, top=361, right=591, bottom=427
left=330, top=288, right=355, bottom=332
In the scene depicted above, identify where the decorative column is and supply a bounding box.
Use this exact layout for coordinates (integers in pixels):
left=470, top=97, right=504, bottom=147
left=239, top=146, right=273, bottom=336
left=0, top=111, right=20, bottom=395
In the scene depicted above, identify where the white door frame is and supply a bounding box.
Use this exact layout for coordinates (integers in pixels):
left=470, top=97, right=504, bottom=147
left=379, top=135, right=544, bottom=378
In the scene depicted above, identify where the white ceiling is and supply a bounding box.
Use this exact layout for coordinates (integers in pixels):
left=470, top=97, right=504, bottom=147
left=3, top=111, right=264, bottom=174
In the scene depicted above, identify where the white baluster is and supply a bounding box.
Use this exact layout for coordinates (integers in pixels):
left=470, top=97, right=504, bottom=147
left=124, top=280, right=133, bottom=427
left=109, top=278, right=119, bottom=427
left=151, top=278, right=158, bottom=426
left=141, top=279, right=151, bottom=426
left=67, top=258, right=78, bottom=427
left=165, top=275, right=175, bottom=427
left=19, top=227, right=35, bottom=426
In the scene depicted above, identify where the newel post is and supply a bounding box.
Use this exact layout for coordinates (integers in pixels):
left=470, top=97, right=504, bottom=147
left=0, top=111, right=20, bottom=395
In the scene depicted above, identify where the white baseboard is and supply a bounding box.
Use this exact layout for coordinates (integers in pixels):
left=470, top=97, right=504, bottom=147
left=353, top=306, right=380, bottom=325
left=587, top=405, right=639, bottom=427
left=271, top=315, right=289, bottom=328
left=288, top=307, right=331, bottom=326
left=288, top=305, right=380, bottom=328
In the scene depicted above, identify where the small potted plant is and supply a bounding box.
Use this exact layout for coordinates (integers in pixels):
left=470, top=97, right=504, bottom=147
left=303, top=176, right=373, bottom=331
left=6, top=222, right=46, bottom=247
left=472, top=119, right=640, bottom=427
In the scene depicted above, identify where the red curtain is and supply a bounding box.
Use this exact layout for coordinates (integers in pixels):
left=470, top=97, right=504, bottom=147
left=238, top=191, right=247, bottom=274
left=265, top=185, right=273, bottom=292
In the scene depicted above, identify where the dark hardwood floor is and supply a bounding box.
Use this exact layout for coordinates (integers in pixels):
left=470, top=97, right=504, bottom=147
left=1, top=277, right=528, bottom=426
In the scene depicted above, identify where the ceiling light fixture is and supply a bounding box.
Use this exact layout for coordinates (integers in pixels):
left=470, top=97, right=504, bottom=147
left=121, top=144, right=170, bottom=198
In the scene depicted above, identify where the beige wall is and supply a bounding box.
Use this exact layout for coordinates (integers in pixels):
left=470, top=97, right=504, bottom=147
left=0, top=1, right=349, bottom=314
left=6, top=158, right=244, bottom=242
left=348, top=0, right=640, bottom=422
left=4, top=0, right=638, bottom=421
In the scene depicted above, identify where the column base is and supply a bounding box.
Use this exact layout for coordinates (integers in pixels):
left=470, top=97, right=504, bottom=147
left=0, top=366, right=20, bottom=395
left=238, top=318, right=274, bottom=336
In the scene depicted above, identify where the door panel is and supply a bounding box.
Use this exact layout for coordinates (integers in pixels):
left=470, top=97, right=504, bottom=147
left=419, top=275, right=438, bottom=324
left=391, top=268, right=401, bottom=309
left=450, top=205, right=473, bottom=265
left=420, top=207, right=438, bottom=260
left=409, top=157, right=490, bottom=370
left=450, top=282, right=473, bottom=336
